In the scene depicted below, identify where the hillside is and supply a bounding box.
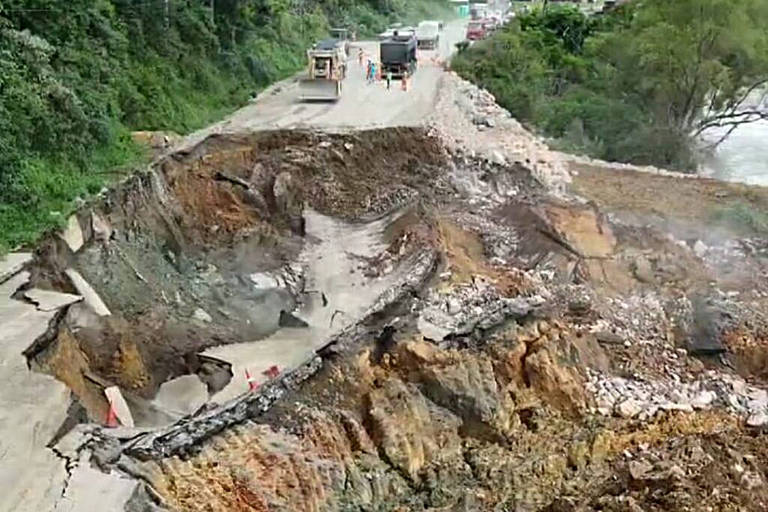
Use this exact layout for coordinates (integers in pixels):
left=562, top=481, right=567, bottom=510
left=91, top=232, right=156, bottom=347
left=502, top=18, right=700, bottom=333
left=0, top=0, right=450, bottom=252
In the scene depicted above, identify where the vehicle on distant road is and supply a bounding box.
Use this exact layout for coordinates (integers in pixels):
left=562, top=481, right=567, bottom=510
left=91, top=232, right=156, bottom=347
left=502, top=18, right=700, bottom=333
left=470, top=2, right=489, bottom=20
left=416, top=21, right=440, bottom=50
left=466, top=20, right=487, bottom=40
left=329, top=28, right=351, bottom=57
left=380, top=31, right=418, bottom=78
left=299, top=39, right=347, bottom=101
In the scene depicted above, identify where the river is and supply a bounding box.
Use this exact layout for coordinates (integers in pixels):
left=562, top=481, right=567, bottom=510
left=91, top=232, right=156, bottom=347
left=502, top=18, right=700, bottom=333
left=703, top=121, right=768, bottom=186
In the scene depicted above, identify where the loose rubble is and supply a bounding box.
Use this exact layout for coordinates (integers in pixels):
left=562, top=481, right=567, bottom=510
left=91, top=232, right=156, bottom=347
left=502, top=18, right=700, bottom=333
left=429, top=71, right=572, bottom=194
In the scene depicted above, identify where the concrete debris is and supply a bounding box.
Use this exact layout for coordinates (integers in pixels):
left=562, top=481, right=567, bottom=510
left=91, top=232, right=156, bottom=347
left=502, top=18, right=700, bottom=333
left=64, top=269, right=111, bottom=316
left=590, top=370, right=768, bottom=422
left=250, top=272, right=282, bottom=290
left=417, top=282, right=535, bottom=342
left=746, top=411, right=768, bottom=428
left=24, top=289, right=83, bottom=312
left=692, top=239, right=708, bottom=257
left=616, top=399, right=643, bottom=418
left=193, top=308, right=213, bottom=323
left=417, top=314, right=454, bottom=342
left=59, top=215, right=85, bottom=253
left=153, top=375, right=209, bottom=417
left=429, top=72, right=572, bottom=195
left=0, top=252, right=32, bottom=284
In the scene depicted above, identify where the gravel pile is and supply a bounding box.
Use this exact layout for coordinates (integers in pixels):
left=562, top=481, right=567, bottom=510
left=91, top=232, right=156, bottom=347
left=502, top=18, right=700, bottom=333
left=428, top=72, right=572, bottom=194
left=588, top=370, right=768, bottom=427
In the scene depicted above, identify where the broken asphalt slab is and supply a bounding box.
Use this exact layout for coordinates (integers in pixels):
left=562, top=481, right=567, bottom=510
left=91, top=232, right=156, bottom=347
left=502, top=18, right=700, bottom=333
left=24, top=288, right=83, bottom=312
left=0, top=252, right=32, bottom=283
left=0, top=271, right=73, bottom=512
left=64, top=269, right=111, bottom=317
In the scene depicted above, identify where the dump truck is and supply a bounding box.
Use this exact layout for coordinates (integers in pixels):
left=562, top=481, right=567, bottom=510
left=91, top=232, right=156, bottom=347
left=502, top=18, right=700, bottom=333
left=298, top=40, right=347, bottom=101
left=380, top=32, right=417, bottom=78
left=416, top=21, right=440, bottom=50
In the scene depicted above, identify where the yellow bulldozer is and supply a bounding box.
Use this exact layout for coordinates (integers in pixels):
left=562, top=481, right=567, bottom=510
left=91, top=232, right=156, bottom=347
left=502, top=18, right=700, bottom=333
left=298, top=39, right=347, bottom=101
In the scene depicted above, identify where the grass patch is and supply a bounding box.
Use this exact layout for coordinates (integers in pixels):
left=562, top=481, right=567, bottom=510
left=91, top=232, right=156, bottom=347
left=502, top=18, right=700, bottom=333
left=711, top=202, right=768, bottom=236
left=0, top=134, right=146, bottom=254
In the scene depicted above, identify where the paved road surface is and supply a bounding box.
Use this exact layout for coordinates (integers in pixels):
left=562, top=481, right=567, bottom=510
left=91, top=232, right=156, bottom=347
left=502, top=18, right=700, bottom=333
left=182, top=19, right=467, bottom=149
left=204, top=210, right=407, bottom=404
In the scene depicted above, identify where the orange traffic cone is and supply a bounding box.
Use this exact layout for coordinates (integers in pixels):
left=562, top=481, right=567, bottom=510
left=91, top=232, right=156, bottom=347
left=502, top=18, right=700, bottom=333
left=263, top=365, right=280, bottom=379
left=245, top=369, right=259, bottom=391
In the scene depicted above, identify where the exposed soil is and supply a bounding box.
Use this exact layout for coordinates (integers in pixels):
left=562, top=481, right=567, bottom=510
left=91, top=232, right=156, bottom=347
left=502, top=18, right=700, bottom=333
left=18, top=116, right=768, bottom=510
left=570, top=162, right=768, bottom=241
left=25, top=128, right=451, bottom=420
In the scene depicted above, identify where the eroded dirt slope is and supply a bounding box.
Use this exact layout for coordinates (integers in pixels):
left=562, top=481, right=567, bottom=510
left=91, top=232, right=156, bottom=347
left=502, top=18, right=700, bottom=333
left=88, top=125, right=768, bottom=510
left=16, top=79, right=768, bottom=511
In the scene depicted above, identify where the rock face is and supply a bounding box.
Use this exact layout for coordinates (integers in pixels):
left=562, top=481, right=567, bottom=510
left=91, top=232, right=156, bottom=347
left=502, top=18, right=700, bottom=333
left=146, top=320, right=615, bottom=511
left=365, top=377, right=463, bottom=482
left=395, top=341, right=517, bottom=440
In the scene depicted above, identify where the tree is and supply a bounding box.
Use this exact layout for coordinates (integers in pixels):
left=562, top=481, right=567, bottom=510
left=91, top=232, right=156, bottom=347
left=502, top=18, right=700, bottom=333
left=598, top=0, right=768, bottom=147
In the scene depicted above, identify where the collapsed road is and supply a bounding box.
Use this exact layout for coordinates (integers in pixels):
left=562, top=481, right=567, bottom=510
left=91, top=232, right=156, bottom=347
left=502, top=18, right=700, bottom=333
left=4, top=17, right=768, bottom=512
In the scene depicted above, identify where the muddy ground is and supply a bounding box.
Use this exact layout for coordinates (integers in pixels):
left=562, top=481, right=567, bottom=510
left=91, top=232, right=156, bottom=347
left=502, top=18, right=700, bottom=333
left=25, top=128, right=450, bottom=419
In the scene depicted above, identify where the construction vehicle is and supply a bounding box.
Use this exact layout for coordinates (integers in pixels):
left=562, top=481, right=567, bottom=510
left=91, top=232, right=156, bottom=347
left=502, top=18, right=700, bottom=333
left=380, top=31, right=417, bottom=78
left=299, top=39, right=347, bottom=101
left=416, top=21, right=440, bottom=50
left=329, top=28, right=350, bottom=58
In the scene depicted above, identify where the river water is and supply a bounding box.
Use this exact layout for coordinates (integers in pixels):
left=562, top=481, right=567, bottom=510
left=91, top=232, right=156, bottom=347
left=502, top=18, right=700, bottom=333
left=704, top=121, right=768, bottom=186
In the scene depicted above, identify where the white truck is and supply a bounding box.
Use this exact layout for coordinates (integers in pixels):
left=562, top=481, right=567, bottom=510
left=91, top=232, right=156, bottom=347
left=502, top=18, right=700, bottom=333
left=416, top=21, right=440, bottom=50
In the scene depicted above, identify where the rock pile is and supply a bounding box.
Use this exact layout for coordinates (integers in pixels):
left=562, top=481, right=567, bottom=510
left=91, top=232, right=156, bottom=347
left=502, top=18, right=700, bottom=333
left=417, top=278, right=539, bottom=343
left=588, top=370, right=768, bottom=427
left=429, top=72, right=572, bottom=194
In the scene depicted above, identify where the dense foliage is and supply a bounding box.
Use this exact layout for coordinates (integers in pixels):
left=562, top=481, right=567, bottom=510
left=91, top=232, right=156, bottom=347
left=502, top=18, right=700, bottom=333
left=0, top=0, right=450, bottom=252
left=453, top=0, right=768, bottom=171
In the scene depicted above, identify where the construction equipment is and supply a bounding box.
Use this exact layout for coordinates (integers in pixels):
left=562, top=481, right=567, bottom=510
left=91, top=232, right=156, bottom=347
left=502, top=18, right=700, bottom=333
left=299, top=40, right=347, bottom=101
left=380, top=31, right=418, bottom=79
left=329, top=28, right=350, bottom=58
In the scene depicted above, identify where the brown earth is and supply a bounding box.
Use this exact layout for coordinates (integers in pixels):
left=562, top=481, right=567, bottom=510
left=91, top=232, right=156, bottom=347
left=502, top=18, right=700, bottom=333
left=20, top=127, right=768, bottom=510
left=25, top=128, right=453, bottom=416
left=144, top=317, right=767, bottom=511
left=570, top=162, right=768, bottom=241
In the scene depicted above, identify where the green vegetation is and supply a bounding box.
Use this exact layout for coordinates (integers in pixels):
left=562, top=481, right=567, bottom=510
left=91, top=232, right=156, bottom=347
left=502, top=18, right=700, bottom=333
left=0, top=0, right=452, bottom=253
left=453, top=0, right=768, bottom=172
left=712, top=202, right=768, bottom=236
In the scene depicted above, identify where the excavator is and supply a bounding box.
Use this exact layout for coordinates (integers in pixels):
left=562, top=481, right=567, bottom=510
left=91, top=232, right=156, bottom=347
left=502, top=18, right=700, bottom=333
left=298, top=39, right=347, bottom=101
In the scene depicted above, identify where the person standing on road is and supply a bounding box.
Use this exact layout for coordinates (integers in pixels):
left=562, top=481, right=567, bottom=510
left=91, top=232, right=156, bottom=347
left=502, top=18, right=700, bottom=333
left=386, top=70, right=392, bottom=90
left=366, top=59, right=372, bottom=82
left=358, top=48, right=364, bottom=67
left=370, top=61, right=377, bottom=84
